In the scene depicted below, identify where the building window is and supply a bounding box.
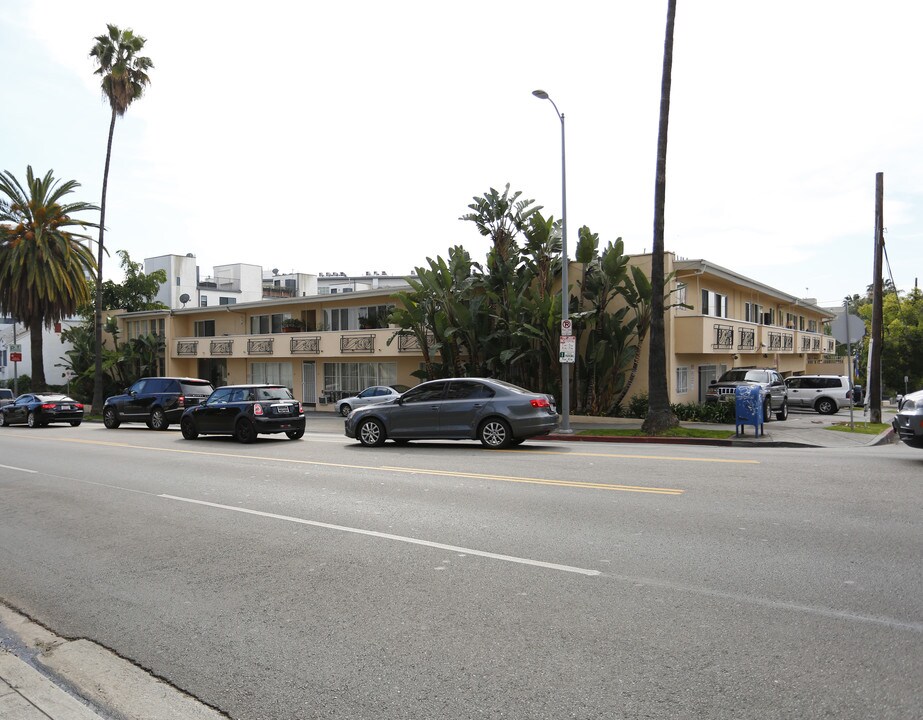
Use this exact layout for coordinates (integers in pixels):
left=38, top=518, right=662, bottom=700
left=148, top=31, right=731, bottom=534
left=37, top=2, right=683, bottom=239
left=176, top=276, right=181, bottom=286
left=250, top=362, right=294, bottom=390
left=745, top=302, right=763, bottom=324
left=323, top=362, right=397, bottom=395
left=676, top=366, right=689, bottom=394
left=200, top=296, right=208, bottom=307
left=194, top=320, right=215, bottom=337
left=219, top=297, right=236, bottom=305
left=250, top=313, right=289, bottom=334
left=701, top=290, right=727, bottom=318
left=676, top=282, right=687, bottom=306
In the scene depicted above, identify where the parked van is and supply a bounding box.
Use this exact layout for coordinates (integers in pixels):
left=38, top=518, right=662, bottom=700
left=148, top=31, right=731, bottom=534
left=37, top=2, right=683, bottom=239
left=784, top=375, right=853, bottom=414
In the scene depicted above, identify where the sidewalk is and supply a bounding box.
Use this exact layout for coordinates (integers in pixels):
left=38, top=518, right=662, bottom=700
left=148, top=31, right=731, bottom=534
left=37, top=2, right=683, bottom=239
left=0, top=605, right=225, bottom=720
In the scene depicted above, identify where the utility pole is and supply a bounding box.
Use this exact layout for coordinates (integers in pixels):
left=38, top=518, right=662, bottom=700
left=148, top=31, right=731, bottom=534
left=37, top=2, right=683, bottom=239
left=869, top=172, right=884, bottom=423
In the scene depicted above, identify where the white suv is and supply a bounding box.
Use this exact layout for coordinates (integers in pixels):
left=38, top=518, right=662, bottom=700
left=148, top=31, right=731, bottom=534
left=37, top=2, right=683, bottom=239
left=784, top=375, right=853, bottom=414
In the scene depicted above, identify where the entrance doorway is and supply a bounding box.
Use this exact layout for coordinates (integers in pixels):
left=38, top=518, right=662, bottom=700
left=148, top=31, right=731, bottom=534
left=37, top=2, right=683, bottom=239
left=302, top=361, right=317, bottom=407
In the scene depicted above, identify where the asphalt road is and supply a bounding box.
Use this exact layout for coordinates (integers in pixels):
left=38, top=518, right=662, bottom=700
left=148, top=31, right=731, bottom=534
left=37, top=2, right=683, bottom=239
left=0, top=423, right=920, bottom=719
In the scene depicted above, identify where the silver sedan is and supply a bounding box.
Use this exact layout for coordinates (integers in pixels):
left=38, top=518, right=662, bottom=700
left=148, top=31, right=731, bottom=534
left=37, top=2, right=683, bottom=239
left=335, top=385, right=410, bottom=417
left=344, top=377, right=558, bottom=448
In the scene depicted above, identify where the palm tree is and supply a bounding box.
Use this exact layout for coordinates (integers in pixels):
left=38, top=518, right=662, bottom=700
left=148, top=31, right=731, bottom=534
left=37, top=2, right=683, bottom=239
left=642, top=0, right=679, bottom=434
left=89, top=23, right=153, bottom=412
left=0, top=167, right=99, bottom=390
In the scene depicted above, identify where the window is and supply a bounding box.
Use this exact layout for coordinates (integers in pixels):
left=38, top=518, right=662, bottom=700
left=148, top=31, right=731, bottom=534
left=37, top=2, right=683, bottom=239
left=675, top=282, right=687, bottom=306
left=745, top=302, right=763, bottom=324
left=785, top=312, right=796, bottom=329
left=176, top=276, right=181, bottom=286
left=200, top=296, right=208, bottom=307
left=323, top=362, right=397, bottom=395
left=219, top=297, right=236, bottom=305
left=250, top=313, right=288, bottom=334
left=403, top=382, right=447, bottom=403
left=447, top=380, right=495, bottom=400
left=194, top=320, right=215, bottom=337
left=359, top=304, right=395, bottom=329
left=676, top=366, right=689, bottom=394
left=807, top=319, right=818, bottom=333
left=701, top=290, right=727, bottom=318
left=250, top=362, right=294, bottom=389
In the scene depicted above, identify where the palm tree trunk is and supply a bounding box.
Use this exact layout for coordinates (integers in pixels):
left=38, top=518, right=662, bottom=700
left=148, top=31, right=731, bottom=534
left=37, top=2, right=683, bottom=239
left=92, top=108, right=117, bottom=413
left=28, top=318, right=46, bottom=391
left=642, top=0, right=679, bottom=435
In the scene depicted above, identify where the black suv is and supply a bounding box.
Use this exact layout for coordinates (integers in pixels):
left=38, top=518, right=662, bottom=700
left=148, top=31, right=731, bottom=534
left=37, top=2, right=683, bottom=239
left=179, top=384, right=305, bottom=443
left=103, top=377, right=215, bottom=431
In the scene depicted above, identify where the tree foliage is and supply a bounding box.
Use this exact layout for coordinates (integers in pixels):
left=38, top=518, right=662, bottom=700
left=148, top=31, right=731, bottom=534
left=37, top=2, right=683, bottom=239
left=853, top=286, right=923, bottom=394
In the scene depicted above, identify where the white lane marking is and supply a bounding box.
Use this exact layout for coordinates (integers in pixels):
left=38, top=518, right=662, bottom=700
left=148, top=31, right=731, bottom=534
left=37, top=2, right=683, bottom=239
left=0, top=464, right=38, bottom=474
left=159, top=494, right=600, bottom=577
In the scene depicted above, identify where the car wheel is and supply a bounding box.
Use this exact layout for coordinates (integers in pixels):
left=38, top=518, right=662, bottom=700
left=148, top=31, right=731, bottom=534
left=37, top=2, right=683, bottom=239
left=150, top=407, right=169, bottom=431
left=181, top=417, right=199, bottom=440
left=339, top=404, right=352, bottom=417
left=234, top=419, right=257, bottom=444
left=0, top=413, right=5, bottom=428
left=816, top=398, right=836, bottom=415
left=357, top=418, right=386, bottom=447
left=103, top=407, right=120, bottom=429
left=27, top=411, right=38, bottom=428
left=776, top=401, right=788, bottom=421
left=479, top=418, right=513, bottom=449
left=70, top=421, right=82, bottom=427
left=762, top=399, right=772, bottom=423
left=286, top=428, right=305, bottom=440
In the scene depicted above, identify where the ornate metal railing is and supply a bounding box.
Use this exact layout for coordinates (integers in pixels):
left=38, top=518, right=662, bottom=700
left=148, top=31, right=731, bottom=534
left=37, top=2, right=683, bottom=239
left=210, top=339, right=233, bottom=356
left=247, top=338, right=274, bottom=355
left=177, top=341, right=198, bottom=356
left=341, top=334, right=375, bottom=353
left=291, top=336, right=321, bottom=354
left=397, top=333, right=421, bottom=352
left=737, top=327, right=755, bottom=351
left=768, top=332, right=782, bottom=351
left=712, top=324, right=734, bottom=350
left=782, top=333, right=794, bottom=351
left=800, top=336, right=812, bottom=352
left=813, top=337, right=822, bottom=351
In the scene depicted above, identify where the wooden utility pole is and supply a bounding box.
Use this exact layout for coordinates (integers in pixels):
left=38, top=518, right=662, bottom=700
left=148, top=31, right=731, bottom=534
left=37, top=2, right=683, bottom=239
left=869, top=172, right=884, bottom=423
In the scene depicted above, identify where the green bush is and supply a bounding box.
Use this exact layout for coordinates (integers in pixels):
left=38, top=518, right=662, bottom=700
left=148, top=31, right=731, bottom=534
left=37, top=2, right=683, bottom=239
left=670, top=401, right=735, bottom=424
left=627, top=393, right=649, bottom=418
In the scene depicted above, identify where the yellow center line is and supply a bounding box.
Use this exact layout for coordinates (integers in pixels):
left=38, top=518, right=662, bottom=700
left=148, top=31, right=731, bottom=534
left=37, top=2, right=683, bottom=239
left=15, top=435, right=685, bottom=495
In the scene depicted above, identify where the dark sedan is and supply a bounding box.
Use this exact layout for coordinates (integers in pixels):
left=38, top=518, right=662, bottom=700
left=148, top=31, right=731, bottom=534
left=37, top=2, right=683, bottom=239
left=344, top=377, right=558, bottom=448
left=0, top=393, right=84, bottom=428
left=892, top=388, right=923, bottom=449
left=180, top=384, right=305, bottom=443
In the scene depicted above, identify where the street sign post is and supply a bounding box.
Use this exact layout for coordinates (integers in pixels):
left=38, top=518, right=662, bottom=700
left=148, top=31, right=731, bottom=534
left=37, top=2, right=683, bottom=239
left=560, top=319, right=572, bottom=337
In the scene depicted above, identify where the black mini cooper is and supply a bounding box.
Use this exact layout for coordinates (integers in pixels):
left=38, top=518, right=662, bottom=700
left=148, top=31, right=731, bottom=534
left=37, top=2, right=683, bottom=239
left=180, top=384, right=305, bottom=443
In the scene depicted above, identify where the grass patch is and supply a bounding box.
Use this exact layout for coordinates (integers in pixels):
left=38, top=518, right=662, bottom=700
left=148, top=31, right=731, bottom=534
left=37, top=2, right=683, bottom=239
left=825, top=422, right=890, bottom=435
left=577, top=427, right=737, bottom=439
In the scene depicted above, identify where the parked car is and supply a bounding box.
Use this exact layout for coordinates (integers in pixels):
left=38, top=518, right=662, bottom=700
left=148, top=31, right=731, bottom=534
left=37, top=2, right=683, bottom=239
left=180, top=384, right=305, bottom=443
left=335, top=384, right=411, bottom=417
left=892, top=388, right=923, bottom=449
left=784, top=375, right=853, bottom=414
left=0, top=393, right=84, bottom=428
left=0, top=388, right=14, bottom=407
left=344, top=377, right=558, bottom=448
left=705, top=368, right=788, bottom=421
left=103, top=377, right=214, bottom=431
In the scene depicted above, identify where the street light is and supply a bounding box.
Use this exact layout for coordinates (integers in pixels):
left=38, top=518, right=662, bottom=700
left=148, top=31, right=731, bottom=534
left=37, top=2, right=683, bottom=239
left=532, top=89, right=572, bottom=432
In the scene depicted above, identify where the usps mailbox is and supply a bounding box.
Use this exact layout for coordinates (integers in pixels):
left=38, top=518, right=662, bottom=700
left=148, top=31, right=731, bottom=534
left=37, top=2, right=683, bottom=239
left=735, top=385, right=764, bottom=437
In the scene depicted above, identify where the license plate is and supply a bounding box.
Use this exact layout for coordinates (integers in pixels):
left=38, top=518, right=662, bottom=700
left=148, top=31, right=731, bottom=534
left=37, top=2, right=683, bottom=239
left=276, top=405, right=291, bottom=415
left=60, top=405, right=71, bottom=410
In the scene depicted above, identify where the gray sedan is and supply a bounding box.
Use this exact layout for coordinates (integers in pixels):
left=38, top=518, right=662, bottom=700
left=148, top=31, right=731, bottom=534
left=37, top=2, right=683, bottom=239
left=892, top=388, right=923, bottom=448
left=335, top=384, right=410, bottom=417
left=344, top=377, right=558, bottom=448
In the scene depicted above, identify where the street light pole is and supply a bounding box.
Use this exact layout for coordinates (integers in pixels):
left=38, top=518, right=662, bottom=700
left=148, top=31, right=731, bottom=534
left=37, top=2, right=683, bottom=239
left=532, top=89, right=571, bottom=432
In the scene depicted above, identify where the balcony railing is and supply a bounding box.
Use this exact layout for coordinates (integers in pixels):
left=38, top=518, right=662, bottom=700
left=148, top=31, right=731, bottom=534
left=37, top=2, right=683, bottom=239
left=291, top=336, right=321, bottom=354
left=737, top=327, right=755, bottom=351
left=768, top=332, right=782, bottom=351
left=210, top=339, right=233, bottom=356
left=712, top=324, right=734, bottom=350
left=341, top=334, right=375, bottom=353
left=782, top=333, right=794, bottom=351
left=177, top=340, right=198, bottom=356
left=247, top=338, right=275, bottom=355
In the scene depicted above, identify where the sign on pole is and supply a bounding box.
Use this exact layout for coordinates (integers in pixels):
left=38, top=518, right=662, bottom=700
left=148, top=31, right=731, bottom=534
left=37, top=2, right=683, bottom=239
left=10, top=352, right=22, bottom=362
left=560, top=319, right=573, bottom=337
left=559, top=336, right=576, bottom=363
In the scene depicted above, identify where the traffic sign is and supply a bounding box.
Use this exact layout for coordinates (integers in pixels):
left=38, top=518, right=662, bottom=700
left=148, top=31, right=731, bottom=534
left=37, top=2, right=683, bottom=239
left=10, top=352, right=22, bottom=362
left=559, top=336, right=576, bottom=363
left=9, top=344, right=21, bottom=352
left=560, top=319, right=573, bottom=337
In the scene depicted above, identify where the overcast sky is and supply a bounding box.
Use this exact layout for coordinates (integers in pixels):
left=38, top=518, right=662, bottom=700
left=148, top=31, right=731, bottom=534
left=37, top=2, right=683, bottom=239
left=2, top=0, right=920, bottom=306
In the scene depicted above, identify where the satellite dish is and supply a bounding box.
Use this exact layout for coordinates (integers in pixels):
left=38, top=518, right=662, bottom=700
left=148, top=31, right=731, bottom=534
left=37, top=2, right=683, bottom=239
left=272, top=268, right=279, bottom=275
left=179, top=293, right=190, bottom=307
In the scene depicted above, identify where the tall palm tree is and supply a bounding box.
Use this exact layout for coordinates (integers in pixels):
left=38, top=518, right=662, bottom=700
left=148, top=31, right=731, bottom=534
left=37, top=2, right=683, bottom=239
left=642, top=0, right=679, bottom=434
left=0, top=167, right=99, bottom=390
left=89, top=23, right=153, bottom=412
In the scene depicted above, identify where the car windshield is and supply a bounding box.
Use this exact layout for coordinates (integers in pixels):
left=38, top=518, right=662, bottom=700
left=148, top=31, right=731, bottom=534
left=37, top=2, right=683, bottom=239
left=719, top=370, right=769, bottom=383
left=256, top=387, right=293, bottom=400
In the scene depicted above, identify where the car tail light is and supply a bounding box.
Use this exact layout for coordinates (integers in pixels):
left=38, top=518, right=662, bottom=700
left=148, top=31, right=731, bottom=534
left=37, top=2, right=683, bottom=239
left=75, top=403, right=84, bottom=410
left=530, top=398, right=550, bottom=408
left=41, top=403, right=55, bottom=409
left=253, top=403, right=264, bottom=416
left=298, top=402, right=303, bottom=413
left=178, top=395, right=186, bottom=408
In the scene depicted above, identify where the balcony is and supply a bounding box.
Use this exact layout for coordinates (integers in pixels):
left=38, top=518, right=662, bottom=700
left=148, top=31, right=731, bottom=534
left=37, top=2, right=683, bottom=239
left=171, top=328, right=404, bottom=360
left=676, top=316, right=826, bottom=356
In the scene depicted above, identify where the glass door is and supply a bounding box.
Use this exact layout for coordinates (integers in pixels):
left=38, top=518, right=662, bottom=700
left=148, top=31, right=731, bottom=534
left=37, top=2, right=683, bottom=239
left=302, top=361, right=317, bottom=407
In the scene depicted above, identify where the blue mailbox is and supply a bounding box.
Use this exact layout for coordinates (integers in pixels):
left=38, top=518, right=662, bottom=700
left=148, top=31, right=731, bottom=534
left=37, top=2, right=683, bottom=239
left=735, top=385, right=764, bottom=437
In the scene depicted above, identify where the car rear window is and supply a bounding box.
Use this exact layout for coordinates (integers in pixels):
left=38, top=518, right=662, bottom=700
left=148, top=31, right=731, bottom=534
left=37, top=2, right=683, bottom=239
left=181, top=382, right=214, bottom=395
left=256, top=387, right=293, bottom=400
